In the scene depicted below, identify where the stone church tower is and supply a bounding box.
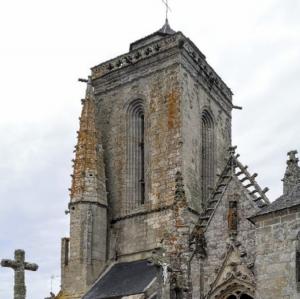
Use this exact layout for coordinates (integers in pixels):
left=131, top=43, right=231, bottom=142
left=55, top=21, right=300, bottom=299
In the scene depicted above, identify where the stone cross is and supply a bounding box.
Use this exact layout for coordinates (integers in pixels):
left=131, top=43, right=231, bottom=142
left=1, top=249, right=38, bottom=299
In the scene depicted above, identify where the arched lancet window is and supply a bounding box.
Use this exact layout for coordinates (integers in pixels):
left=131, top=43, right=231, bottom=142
left=201, top=110, right=215, bottom=205
left=126, top=99, right=146, bottom=211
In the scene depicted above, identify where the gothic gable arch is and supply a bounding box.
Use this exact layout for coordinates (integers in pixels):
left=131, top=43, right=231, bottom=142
left=200, top=105, right=216, bottom=126
left=207, top=245, right=256, bottom=299
left=123, top=94, right=147, bottom=110
left=208, top=279, right=255, bottom=299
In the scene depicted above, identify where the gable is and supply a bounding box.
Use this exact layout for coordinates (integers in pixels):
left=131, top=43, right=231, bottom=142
left=189, top=152, right=270, bottom=296
left=191, top=154, right=269, bottom=236
left=206, top=175, right=262, bottom=230
left=207, top=244, right=256, bottom=298
left=204, top=177, right=259, bottom=258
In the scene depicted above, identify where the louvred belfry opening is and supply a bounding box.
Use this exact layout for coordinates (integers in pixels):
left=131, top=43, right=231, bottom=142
left=201, top=110, right=215, bottom=206
left=125, top=99, right=146, bottom=211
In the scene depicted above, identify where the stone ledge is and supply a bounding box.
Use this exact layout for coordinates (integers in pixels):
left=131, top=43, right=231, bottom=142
left=91, top=32, right=232, bottom=101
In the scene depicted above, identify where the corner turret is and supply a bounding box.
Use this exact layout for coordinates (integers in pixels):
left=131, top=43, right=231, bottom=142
left=60, top=78, right=108, bottom=298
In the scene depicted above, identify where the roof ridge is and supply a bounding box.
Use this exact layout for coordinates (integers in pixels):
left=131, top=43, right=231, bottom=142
left=254, top=177, right=300, bottom=217
left=193, top=147, right=270, bottom=234
left=197, top=156, right=234, bottom=232
left=233, top=157, right=270, bottom=206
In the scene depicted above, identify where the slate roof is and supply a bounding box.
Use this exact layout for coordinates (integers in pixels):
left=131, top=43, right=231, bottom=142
left=83, top=260, right=158, bottom=299
left=256, top=183, right=300, bottom=216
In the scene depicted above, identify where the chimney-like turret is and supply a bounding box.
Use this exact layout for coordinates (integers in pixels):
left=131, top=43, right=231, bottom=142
left=282, top=150, right=300, bottom=195
left=61, top=77, right=108, bottom=297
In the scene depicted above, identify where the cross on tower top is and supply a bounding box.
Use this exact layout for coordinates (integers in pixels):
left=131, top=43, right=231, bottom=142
left=1, top=249, right=38, bottom=299
left=162, top=0, right=171, bottom=21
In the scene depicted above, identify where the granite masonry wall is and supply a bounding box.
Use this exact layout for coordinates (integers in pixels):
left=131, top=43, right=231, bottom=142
left=255, top=206, right=300, bottom=299
left=180, top=63, right=232, bottom=213
left=202, top=178, right=259, bottom=297
left=94, top=62, right=184, bottom=260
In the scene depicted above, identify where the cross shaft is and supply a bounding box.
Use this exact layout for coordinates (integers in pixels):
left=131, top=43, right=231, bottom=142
left=1, top=249, right=38, bottom=299
left=162, top=0, right=171, bottom=20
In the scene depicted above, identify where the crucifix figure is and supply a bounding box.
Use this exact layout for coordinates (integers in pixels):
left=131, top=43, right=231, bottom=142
left=162, top=0, right=171, bottom=20
left=1, top=249, right=38, bottom=299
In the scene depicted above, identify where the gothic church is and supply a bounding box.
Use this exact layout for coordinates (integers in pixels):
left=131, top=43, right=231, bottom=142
left=54, top=21, right=300, bottom=299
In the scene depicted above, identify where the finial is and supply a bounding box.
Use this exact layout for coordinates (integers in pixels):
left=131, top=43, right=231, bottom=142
left=162, top=0, right=171, bottom=22
left=287, top=150, right=298, bottom=163
left=283, top=149, right=300, bottom=195
left=228, top=146, right=237, bottom=157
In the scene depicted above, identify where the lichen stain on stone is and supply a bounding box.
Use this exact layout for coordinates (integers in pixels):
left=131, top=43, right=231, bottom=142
left=167, top=90, right=179, bottom=129
left=70, top=95, right=98, bottom=200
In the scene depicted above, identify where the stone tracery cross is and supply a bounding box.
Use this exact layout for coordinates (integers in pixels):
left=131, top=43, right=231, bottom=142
left=162, top=0, right=171, bottom=20
left=1, top=249, right=38, bottom=299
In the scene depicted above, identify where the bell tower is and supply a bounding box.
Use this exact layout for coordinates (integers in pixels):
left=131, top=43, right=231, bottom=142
left=91, top=21, right=233, bottom=217
left=59, top=21, right=233, bottom=299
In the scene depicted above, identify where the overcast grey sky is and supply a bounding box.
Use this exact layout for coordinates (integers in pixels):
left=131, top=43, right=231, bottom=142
left=0, top=0, right=299, bottom=298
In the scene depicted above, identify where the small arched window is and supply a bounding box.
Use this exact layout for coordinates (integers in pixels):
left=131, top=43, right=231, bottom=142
left=126, top=99, right=146, bottom=210
left=201, top=110, right=215, bottom=205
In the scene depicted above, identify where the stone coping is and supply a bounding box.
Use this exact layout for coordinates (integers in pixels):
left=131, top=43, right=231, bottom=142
left=91, top=32, right=232, bottom=100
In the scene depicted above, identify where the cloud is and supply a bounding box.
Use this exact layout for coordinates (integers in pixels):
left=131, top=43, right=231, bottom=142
left=0, top=1, right=300, bottom=298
